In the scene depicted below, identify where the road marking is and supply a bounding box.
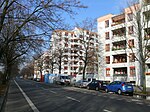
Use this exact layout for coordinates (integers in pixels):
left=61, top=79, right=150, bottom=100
left=116, top=98, right=123, bottom=101
left=126, top=100, right=132, bottom=102
left=136, top=102, right=143, bottom=105
left=50, top=90, right=57, bottom=94
left=66, top=96, right=80, bottom=102
left=14, top=80, right=40, bottom=112
left=41, top=87, right=46, bottom=90
left=103, top=109, right=112, bottom=112
left=131, top=99, right=141, bottom=102
left=41, top=87, right=57, bottom=94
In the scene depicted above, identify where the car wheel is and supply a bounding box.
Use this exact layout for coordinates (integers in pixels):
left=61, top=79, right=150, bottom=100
left=129, top=92, right=133, bottom=96
left=105, top=88, right=108, bottom=93
left=96, top=87, right=99, bottom=91
left=117, top=89, right=122, bottom=95
left=87, top=86, right=90, bottom=90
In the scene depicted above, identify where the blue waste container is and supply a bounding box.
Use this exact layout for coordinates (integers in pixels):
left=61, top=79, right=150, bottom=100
left=44, top=74, right=49, bottom=83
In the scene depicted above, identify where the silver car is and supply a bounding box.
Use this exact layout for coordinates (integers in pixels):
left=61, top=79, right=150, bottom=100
left=74, top=80, right=90, bottom=88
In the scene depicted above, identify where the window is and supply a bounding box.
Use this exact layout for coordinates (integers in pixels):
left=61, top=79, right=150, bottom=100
left=129, top=53, right=135, bottom=62
left=65, top=32, right=68, bottom=36
left=80, top=62, right=82, bottom=65
left=130, top=66, right=136, bottom=76
left=128, top=13, right=133, bottom=21
left=105, top=32, right=109, bottom=39
left=105, top=44, right=110, bottom=51
left=105, top=20, right=109, bottom=28
left=106, top=56, right=110, bottom=64
left=79, top=35, right=83, bottom=38
left=144, top=28, right=150, bottom=40
left=64, top=67, right=68, bottom=70
left=128, top=39, right=134, bottom=47
left=128, top=26, right=134, bottom=34
left=106, top=68, right=110, bottom=77
left=65, top=43, right=68, bottom=47
left=65, top=38, right=68, bottom=42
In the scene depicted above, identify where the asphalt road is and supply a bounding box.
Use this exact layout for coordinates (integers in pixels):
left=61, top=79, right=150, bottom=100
left=4, top=78, right=150, bottom=112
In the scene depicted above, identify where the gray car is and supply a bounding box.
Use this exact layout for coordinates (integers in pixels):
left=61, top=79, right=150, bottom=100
left=74, top=80, right=90, bottom=88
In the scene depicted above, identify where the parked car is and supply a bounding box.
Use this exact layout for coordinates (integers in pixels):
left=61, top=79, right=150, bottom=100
left=74, top=80, right=83, bottom=87
left=74, top=80, right=91, bottom=88
left=82, top=80, right=91, bottom=88
left=105, top=81, right=134, bottom=96
left=87, top=80, right=109, bottom=91
left=55, top=74, right=70, bottom=85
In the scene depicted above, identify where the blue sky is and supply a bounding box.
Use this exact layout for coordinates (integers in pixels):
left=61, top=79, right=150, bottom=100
left=64, top=0, right=128, bottom=26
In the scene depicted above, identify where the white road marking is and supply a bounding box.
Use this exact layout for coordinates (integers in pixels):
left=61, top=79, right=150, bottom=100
left=41, top=87, right=46, bottom=90
left=136, top=102, right=143, bottom=105
left=41, top=87, right=57, bottom=94
left=50, top=90, right=57, bottom=94
left=14, top=80, right=40, bottom=112
left=116, top=98, right=123, bottom=100
left=103, top=109, right=112, bottom=112
left=126, top=100, right=132, bottom=102
left=131, top=99, right=141, bottom=102
left=66, top=96, right=80, bottom=102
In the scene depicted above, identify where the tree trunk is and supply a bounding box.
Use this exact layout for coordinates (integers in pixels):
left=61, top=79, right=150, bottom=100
left=82, top=63, right=87, bottom=80
left=2, top=63, right=11, bottom=84
left=142, top=61, right=146, bottom=94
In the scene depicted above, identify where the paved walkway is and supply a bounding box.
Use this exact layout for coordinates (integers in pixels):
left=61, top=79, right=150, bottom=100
left=3, top=80, right=33, bottom=112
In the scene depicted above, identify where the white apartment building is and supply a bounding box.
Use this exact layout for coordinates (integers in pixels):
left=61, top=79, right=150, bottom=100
left=50, top=27, right=100, bottom=80
left=34, top=51, right=51, bottom=80
left=97, top=0, right=150, bottom=86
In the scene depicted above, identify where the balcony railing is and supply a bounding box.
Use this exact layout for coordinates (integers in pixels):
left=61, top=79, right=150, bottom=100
left=113, top=74, right=127, bottom=76
left=111, top=21, right=125, bottom=26
left=113, top=58, right=127, bottom=63
left=112, top=47, right=126, bottom=51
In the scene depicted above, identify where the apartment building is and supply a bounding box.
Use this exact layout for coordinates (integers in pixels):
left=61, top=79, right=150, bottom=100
left=97, top=0, right=150, bottom=86
left=34, top=51, right=51, bottom=81
left=50, top=27, right=99, bottom=80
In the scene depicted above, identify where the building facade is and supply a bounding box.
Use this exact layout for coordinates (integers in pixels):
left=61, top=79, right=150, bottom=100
left=97, top=0, right=150, bottom=86
left=50, top=27, right=100, bottom=80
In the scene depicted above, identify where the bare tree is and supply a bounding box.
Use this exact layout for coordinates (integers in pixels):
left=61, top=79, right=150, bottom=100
left=49, top=51, right=58, bottom=74
left=0, top=0, right=86, bottom=84
left=123, top=0, right=150, bottom=93
left=20, top=63, right=34, bottom=78
left=75, top=18, right=100, bottom=80
left=49, top=31, right=68, bottom=75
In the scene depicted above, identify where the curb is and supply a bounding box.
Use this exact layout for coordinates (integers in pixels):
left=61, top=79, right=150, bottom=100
left=0, top=82, right=10, bottom=112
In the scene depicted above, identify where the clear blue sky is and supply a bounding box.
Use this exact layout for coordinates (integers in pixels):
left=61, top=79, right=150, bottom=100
left=64, top=0, right=128, bottom=26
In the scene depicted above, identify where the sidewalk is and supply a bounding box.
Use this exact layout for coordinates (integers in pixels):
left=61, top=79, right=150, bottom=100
left=133, top=86, right=150, bottom=97
left=0, top=83, right=9, bottom=112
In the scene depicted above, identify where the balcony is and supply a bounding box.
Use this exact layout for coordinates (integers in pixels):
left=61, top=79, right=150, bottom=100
left=113, top=67, right=127, bottom=76
left=112, top=41, right=126, bottom=51
left=143, top=0, right=150, bottom=5
left=113, top=54, right=127, bottom=63
left=112, top=27, right=126, bottom=41
left=111, top=14, right=125, bottom=26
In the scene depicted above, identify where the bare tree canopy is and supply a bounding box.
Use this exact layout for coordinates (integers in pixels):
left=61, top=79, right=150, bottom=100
left=0, top=0, right=86, bottom=84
